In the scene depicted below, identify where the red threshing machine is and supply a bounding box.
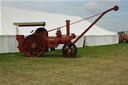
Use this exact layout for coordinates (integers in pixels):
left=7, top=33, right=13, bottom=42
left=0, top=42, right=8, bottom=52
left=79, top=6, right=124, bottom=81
left=14, top=6, right=119, bottom=57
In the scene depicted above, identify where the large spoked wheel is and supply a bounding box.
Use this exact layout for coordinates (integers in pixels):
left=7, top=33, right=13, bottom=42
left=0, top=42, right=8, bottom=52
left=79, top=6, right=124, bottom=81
left=62, top=43, right=77, bottom=58
left=22, top=35, right=45, bottom=57
left=35, top=27, right=48, bottom=36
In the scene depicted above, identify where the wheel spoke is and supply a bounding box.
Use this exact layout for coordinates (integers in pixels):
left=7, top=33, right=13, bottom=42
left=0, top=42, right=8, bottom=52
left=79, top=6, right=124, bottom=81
left=22, top=35, right=46, bottom=57
left=62, top=43, right=77, bottom=58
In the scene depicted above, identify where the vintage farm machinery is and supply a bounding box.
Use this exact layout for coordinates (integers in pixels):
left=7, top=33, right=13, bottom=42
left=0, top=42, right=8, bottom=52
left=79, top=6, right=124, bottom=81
left=118, top=31, right=128, bottom=43
left=14, top=6, right=119, bottom=57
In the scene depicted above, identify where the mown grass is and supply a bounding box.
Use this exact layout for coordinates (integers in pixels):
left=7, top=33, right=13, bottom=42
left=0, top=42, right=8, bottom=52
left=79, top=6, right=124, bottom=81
left=0, top=43, right=128, bottom=85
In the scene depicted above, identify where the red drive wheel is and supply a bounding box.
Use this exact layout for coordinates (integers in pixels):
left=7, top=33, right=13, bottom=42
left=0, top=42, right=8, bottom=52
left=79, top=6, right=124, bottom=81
left=22, top=34, right=45, bottom=57
left=62, top=43, right=77, bottom=58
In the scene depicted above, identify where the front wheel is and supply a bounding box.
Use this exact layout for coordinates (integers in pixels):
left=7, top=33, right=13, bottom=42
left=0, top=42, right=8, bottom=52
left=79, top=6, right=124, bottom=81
left=62, top=43, right=77, bottom=58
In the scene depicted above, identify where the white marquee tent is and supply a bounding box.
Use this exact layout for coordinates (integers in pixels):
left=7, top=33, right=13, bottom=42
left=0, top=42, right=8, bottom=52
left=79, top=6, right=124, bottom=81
left=0, top=6, right=119, bottom=53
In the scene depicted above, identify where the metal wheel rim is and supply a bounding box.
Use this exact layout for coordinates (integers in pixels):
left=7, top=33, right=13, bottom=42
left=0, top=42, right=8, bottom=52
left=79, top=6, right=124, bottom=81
left=62, top=43, right=77, bottom=58
left=22, top=35, right=45, bottom=57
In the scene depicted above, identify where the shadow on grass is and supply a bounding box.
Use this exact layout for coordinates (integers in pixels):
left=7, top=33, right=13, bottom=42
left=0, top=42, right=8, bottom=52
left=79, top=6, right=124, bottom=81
left=42, top=50, right=83, bottom=58
left=41, top=54, right=63, bottom=58
left=39, top=50, right=63, bottom=58
left=16, top=50, right=64, bottom=58
left=0, top=50, right=82, bottom=59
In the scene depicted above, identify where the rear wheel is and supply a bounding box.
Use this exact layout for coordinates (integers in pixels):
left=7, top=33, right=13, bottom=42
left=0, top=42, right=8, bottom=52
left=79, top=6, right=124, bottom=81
left=22, top=34, right=45, bottom=57
left=35, top=27, right=48, bottom=36
left=62, top=43, right=77, bottom=58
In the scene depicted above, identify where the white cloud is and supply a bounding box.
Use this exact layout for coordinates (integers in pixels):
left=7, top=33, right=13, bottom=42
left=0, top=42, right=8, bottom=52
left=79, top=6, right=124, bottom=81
left=84, top=0, right=120, bottom=13
left=84, top=1, right=100, bottom=13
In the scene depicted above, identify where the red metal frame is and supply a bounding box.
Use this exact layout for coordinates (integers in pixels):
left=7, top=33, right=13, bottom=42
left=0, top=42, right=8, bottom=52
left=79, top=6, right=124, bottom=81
left=16, top=35, right=24, bottom=52
left=73, top=6, right=119, bottom=44
left=14, top=6, right=119, bottom=57
left=66, top=20, right=70, bottom=36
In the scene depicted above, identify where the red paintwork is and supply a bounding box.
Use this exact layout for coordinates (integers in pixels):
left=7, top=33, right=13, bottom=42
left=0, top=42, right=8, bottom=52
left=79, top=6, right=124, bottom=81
left=66, top=20, right=70, bottom=36
left=16, top=35, right=24, bottom=52
left=73, top=5, right=119, bottom=44
left=47, top=35, right=76, bottom=48
left=22, top=34, right=46, bottom=57
left=16, top=6, right=119, bottom=57
left=47, top=20, right=76, bottom=48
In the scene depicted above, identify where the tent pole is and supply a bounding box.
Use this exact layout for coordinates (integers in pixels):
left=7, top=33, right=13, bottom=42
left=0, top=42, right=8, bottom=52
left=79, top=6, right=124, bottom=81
left=16, top=26, right=19, bottom=35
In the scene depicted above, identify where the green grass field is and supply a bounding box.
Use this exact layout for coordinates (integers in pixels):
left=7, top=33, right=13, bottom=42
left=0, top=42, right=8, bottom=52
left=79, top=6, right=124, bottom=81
left=0, top=44, right=128, bottom=85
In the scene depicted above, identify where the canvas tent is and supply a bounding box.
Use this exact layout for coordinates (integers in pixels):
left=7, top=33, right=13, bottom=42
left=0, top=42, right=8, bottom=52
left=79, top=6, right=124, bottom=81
left=0, top=6, right=119, bottom=53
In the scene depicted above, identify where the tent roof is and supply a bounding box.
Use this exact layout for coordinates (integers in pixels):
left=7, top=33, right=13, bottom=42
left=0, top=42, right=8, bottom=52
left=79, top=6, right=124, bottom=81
left=0, top=6, right=117, bottom=36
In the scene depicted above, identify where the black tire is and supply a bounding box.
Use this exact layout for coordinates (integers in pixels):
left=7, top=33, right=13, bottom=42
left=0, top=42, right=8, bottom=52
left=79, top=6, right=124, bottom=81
left=35, top=27, right=48, bottom=36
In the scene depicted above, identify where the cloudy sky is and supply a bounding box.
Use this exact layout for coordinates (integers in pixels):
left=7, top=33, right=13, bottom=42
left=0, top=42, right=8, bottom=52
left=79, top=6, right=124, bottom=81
left=1, top=0, right=128, bottom=32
